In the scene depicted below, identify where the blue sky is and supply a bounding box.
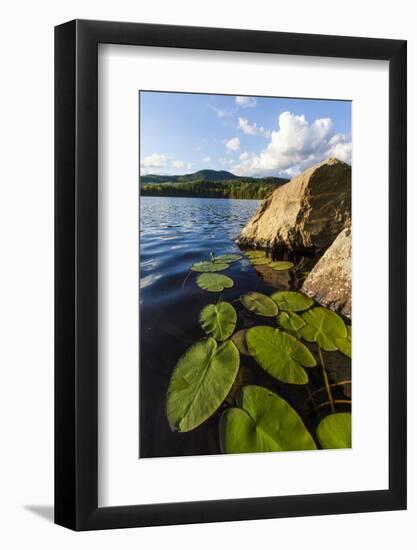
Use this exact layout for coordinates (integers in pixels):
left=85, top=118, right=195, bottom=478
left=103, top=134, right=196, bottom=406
left=140, top=92, right=351, bottom=178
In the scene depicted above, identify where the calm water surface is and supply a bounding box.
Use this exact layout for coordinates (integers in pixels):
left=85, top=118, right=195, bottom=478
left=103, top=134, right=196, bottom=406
left=139, top=196, right=350, bottom=458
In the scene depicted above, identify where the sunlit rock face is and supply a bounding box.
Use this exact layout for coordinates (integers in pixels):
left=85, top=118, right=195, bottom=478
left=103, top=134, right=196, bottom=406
left=237, top=158, right=351, bottom=253
left=302, top=224, right=352, bottom=319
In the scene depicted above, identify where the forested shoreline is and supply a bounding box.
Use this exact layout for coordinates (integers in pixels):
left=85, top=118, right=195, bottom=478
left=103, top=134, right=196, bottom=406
left=140, top=179, right=287, bottom=200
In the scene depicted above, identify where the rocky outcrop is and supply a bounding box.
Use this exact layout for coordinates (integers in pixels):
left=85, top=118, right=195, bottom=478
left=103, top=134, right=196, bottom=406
left=302, top=225, right=351, bottom=319
left=237, top=158, right=351, bottom=253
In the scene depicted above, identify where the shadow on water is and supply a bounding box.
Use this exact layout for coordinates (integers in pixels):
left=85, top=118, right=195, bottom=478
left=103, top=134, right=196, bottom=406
left=139, top=196, right=351, bottom=458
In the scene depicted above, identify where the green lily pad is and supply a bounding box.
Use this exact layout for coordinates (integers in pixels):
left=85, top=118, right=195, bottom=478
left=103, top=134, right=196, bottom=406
left=199, top=302, right=237, bottom=341
left=220, top=385, right=317, bottom=453
left=317, top=412, right=351, bottom=449
left=196, top=273, right=234, bottom=292
left=299, top=307, right=347, bottom=351
left=244, top=250, right=265, bottom=258
left=335, top=325, right=352, bottom=357
left=271, top=290, right=314, bottom=312
left=270, top=261, right=294, bottom=271
left=167, top=338, right=240, bottom=432
left=249, top=257, right=270, bottom=266
left=246, top=326, right=316, bottom=384
left=214, top=254, right=242, bottom=263
left=231, top=329, right=250, bottom=355
left=240, top=291, right=278, bottom=317
left=191, top=261, right=229, bottom=273
left=277, top=311, right=306, bottom=333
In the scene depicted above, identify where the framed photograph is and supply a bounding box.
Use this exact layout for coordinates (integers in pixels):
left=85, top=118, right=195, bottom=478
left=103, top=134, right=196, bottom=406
left=55, top=20, right=407, bottom=530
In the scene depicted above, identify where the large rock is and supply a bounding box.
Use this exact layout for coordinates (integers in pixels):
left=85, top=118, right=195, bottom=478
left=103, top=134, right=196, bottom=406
left=302, top=225, right=351, bottom=319
left=237, top=158, right=351, bottom=252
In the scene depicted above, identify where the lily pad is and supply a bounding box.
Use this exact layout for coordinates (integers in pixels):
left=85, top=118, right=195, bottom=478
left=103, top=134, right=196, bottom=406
left=270, top=261, right=294, bottom=271
left=277, top=311, right=305, bottom=333
left=231, top=329, right=250, bottom=355
left=299, top=307, right=347, bottom=351
left=167, top=338, right=240, bottom=432
left=249, top=258, right=270, bottom=266
left=244, top=250, right=265, bottom=258
left=199, top=302, right=237, bottom=341
left=220, top=385, right=317, bottom=453
left=246, top=326, right=316, bottom=384
left=335, top=325, right=352, bottom=357
left=214, top=253, right=242, bottom=263
left=271, top=290, right=314, bottom=312
left=196, top=273, right=234, bottom=292
left=316, top=412, right=351, bottom=449
left=240, top=291, right=278, bottom=317
left=191, top=261, right=229, bottom=273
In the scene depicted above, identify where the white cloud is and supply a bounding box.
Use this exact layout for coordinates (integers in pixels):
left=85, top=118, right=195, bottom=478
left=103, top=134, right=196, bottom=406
left=142, top=153, right=169, bottom=168
left=238, top=117, right=270, bottom=138
left=235, top=96, right=257, bottom=108
left=140, top=153, right=192, bottom=175
left=208, top=104, right=235, bottom=118
left=202, top=156, right=211, bottom=164
left=328, top=133, right=352, bottom=163
left=225, top=137, right=240, bottom=151
left=232, top=111, right=351, bottom=177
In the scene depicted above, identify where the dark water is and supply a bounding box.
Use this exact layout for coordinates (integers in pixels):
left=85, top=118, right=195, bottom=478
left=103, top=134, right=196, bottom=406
left=139, top=196, right=351, bottom=458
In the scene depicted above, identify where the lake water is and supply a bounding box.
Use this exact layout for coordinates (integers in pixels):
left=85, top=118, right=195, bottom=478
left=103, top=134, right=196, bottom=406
left=139, top=196, right=351, bottom=458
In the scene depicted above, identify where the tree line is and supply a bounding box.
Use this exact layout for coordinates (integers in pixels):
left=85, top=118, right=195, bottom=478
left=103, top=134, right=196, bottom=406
left=140, top=179, right=286, bottom=200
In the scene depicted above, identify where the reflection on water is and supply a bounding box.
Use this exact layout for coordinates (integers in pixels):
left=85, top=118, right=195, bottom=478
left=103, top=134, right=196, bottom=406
left=139, top=196, right=350, bottom=458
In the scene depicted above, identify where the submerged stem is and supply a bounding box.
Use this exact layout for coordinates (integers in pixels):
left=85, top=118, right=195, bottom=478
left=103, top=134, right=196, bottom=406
left=306, top=385, right=321, bottom=418
left=181, top=270, right=192, bottom=290
left=317, top=343, right=335, bottom=413
left=308, top=380, right=352, bottom=400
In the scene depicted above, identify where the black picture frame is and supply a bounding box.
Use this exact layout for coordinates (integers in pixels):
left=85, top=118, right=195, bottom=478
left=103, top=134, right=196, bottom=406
left=55, top=19, right=407, bottom=531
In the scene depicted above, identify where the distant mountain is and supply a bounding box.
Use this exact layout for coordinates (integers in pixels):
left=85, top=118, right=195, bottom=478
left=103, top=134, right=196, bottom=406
left=140, top=169, right=287, bottom=185
left=184, top=170, right=239, bottom=182
left=140, top=174, right=180, bottom=184
left=140, top=169, right=237, bottom=184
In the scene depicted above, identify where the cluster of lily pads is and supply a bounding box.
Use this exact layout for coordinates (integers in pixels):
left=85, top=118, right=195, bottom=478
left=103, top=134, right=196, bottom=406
left=166, top=251, right=352, bottom=454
